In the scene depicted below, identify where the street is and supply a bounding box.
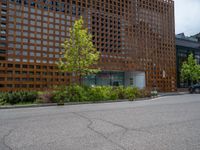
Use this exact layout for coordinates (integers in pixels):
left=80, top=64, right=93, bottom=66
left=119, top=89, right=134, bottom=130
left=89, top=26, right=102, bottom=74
left=0, top=94, right=200, bottom=150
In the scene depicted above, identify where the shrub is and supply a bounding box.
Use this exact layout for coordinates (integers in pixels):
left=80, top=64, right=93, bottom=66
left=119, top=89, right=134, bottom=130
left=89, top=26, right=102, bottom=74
left=45, top=85, right=149, bottom=103
left=114, top=86, right=126, bottom=99
left=0, top=92, right=8, bottom=105
left=7, top=92, right=21, bottom=105
left=18, top=91, right=38, bottom=103
left=53, top=86, right=69, bottom=103
left=1, top=91, right=38, bottom=105
left=124, top=87, right=136, bottom=100
left=37, top=91, right=54, bottom=103
left=67, top=85, right=89, bottom=102
left=139, top=89, right=151, bottom=98
left=89, top=86, right=110, bottom=101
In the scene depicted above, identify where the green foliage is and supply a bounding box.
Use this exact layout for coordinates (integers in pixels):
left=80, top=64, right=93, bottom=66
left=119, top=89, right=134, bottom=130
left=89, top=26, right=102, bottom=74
left=57, top=17, right=100, bottom=84
left=37, top=91, right=54, bottom=103
left=139, top=89, right=151, bottom=98
left=114, top=86, right=126, bottom=99
left=53, top=86, right=69, bottom=104
left=52, top=85, right=145, bottom=103
left=124, top=87, right=140, bottom=101
left=0, top=86, right=150, bottom=106
left=88, top=86, right=117, bottom=101
left=181, top=53, right=200, bottom=83
left=0, top=93, right=8, bottom=105
left=66, top=85, right=89, bottom=102
left=0, top=92, right=38, bottom=105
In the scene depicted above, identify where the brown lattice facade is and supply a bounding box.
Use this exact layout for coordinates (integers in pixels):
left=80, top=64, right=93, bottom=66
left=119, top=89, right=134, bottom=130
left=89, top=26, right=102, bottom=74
left=0, top=0, right=176, bottom=92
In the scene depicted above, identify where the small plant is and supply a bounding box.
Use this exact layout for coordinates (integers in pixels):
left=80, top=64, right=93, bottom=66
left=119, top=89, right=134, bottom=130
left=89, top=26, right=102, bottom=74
left=124, top=87, right=138, bottom=101
left=114, top=86, right=126, bottom=99
left=19, top=91, right=38, bottom=103
left=151, top=90, right=158, bottom=97
left=53, top=86, right=68, bottom=104
left=0, top=92, right=8, bottom=105
left=139, top=89, right=151, bottom=98
left=37, top=91, right=54, bottom=103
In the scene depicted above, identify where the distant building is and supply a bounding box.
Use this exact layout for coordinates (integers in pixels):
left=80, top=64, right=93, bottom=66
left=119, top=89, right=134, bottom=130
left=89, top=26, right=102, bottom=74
left=176, top=33, right=200, bottom=88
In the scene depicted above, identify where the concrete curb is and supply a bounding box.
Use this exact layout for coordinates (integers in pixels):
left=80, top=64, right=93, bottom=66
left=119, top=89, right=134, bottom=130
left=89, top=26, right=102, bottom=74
left=0, top=97, right=154, bottom=109
left=158, top=92, right=189, bottom=97
left=0, top=93, right=189, bottom=109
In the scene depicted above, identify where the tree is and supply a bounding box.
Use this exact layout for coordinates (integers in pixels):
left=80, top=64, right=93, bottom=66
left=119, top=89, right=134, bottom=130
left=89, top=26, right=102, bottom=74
left=180, top=53, right=200, bottom=84
left=57, top=17, right=100, bottom=85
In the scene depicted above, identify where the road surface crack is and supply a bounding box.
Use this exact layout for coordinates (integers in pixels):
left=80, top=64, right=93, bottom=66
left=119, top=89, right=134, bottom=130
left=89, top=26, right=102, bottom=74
left=73, top=112, right=127, bottom=150
left=1, top=129, right=14, bottom=150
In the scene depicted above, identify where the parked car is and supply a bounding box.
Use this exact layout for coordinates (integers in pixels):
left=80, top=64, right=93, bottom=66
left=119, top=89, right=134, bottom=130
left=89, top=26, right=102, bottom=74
left=189, top=83, right=200, bottom=93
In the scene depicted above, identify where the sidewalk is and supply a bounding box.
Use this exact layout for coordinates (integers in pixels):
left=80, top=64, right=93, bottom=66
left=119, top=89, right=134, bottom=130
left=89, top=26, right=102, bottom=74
left=158, top=91, right=189, bottom=97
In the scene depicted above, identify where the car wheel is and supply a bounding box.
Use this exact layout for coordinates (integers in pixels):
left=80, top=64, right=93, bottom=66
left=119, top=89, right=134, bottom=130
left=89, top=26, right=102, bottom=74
left=194, top=88, right=200, bottom=94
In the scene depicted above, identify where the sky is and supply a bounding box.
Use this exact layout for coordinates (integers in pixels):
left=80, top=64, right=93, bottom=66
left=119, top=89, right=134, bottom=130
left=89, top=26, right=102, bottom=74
left=174, top=0, right=200, bottom=36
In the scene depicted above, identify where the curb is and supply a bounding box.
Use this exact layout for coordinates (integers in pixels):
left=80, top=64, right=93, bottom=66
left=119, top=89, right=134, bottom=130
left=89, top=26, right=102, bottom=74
left=0, top=93, right=189, bottom=109
left=158, top=92, right=189, bottom=97
left=0, top=97, right=153, bottom=109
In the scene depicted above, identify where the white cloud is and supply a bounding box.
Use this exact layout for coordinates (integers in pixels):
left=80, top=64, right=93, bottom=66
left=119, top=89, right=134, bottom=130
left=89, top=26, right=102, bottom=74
left=174, top=0, right=200, bottom=36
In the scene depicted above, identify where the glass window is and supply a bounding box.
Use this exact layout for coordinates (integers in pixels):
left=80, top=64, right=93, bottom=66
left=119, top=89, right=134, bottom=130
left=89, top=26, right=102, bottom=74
left=43, top=59, right=47, bottom=63
left=23, top=51, right=27, bottom=56
left=23, top=19, right=28, bottom=24
left=49, top=54, right=53, bottom=58
left=23, top=38, right=28, bottom=43
left=43, top=41, right=47, bottom=45
left=30, top=14, right=35, bottom=19
left=16, top=18, right=21, bottom=23
left=36, top=46, right=41, bottom=50
left=30, top=8, right=35, bottom=13
left=23, top=26, right=28, bottom=31
left=1, top=23, right=6, bottom=28
left=23, top=59, right=27, bottom=62
left=30, top=20, right=35, bottom=25
left=30, top=52, right=34, bottom=56
left=36, top=53, right=41, bottom=56
left=36, top=40, right=41, bottom=44
left=15, top=58, right=20, bottom=62
left=49, top=18, right=54, bottom=22
left=30, top=45, right=34, bottom=50
left=23, top=45, right=28, bottom=49
left=37, top=16, right=41, bottom=20
left=30, top=27, right=35, bottom=31
left=30, top=59, right=34, bottom=63
left=43, top=23, right=48, bottom=27
left=0, top=36, right=6, bottom=40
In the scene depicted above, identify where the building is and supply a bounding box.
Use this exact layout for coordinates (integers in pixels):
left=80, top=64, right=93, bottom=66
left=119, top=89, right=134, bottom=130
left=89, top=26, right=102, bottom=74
left=176, top=33, right=200, bottom=88
left=0, top=0, right=176, bottom=92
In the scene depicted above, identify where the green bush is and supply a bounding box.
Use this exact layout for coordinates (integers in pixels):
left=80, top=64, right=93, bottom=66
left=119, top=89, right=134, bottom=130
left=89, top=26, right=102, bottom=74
left=139, top=89, right=151, bottom=98
left=67, top=85, right=89, bottom=102
left=0, top=92, right=8, bottom=105
left=52, top=85, right=143, bottom=102
left=0, top=86, right=151, bottom=105
left=53, top=86, right=69, bottom=103
left=53, top=85, right=119, bottom=102
left=0, top=91, right=38, bottom=105
left=124, top=87, right=136, bottom=100
left=37, top=91, right=54, bottom=103
left=18, top=91, right=38, bottom=103
left=89, top=86, right=110, bottom=101
left=6, top=92, right=21, bottom=105
left=114, top=86, right=126, bottom=99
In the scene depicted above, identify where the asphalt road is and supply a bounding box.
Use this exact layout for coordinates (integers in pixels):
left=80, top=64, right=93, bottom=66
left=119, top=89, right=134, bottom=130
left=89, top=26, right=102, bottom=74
left=0, top=94, right=200, bottom=150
